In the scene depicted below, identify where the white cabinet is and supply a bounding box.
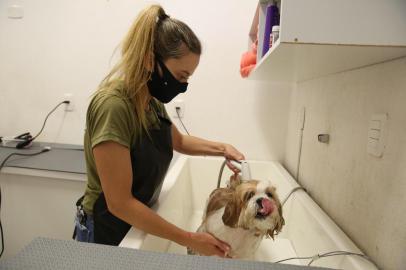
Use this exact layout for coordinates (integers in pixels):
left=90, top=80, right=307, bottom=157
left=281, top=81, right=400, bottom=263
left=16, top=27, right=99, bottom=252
left=248, top=0, right=406, bottom=82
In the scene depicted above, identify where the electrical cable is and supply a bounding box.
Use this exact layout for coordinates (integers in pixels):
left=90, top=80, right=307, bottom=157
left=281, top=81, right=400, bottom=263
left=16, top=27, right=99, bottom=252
left=175, top=107, right=190, bottom=136
left=7, top=100, right=70, bottom=149
left=0, top=148, right=51, bottom=171
left=31, top=101, right=70, bottom=141
left=0, top=147, right=51, bottom=258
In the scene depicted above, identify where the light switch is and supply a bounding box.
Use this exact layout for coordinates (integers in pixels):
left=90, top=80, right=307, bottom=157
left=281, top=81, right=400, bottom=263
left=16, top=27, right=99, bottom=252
left=367, top=113, right=387, bottom=157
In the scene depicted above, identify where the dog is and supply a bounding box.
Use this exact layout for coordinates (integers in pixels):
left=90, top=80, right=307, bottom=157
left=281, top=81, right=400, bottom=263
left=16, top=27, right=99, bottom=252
left=188, top=174, right=284, bottom=259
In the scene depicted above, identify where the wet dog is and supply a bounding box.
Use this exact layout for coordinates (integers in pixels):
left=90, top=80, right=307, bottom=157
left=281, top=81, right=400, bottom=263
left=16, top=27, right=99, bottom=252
left=188, top=175, right=284, bottom=259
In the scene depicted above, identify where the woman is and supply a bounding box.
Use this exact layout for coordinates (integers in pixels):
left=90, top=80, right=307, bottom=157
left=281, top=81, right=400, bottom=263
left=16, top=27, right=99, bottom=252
left=74, top=5, right=244, bottom=258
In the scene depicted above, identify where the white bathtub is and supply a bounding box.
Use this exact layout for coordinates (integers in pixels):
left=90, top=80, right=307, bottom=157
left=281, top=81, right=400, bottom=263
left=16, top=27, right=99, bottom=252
left=120, top=156, right=377, bottom=270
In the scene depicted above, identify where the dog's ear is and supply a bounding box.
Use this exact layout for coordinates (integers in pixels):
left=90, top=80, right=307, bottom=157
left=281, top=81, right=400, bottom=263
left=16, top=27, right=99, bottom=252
left=267, top=201, right=285, bottom=239
left=206, top=189, right=232, bottom=213
left=222, top=192, right=242, bottom=227
left=227, top=174, right=242, bottom=190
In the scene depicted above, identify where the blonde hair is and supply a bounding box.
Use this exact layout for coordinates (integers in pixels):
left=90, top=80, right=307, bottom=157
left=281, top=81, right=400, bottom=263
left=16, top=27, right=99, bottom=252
left=98, top=5, right=201, bottom=134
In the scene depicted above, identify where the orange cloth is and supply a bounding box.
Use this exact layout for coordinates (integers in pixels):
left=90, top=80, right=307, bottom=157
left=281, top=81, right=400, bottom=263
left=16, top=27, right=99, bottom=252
left=240, top=41, right=257, bottom=78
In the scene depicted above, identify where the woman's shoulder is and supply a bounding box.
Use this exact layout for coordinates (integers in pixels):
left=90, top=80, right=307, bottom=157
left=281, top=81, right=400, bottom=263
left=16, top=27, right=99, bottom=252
left=90, top=84, right=131, bottom=111
left=87, top=85, right=134, bottom=125
left=85, top=84, right=135, bottom=149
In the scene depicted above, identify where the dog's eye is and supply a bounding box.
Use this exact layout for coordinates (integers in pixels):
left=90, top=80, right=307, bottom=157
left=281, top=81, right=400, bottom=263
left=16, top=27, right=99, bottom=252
left=266, top=192, right=273, bottom=198
left=245, top=191, right=255, bottom=201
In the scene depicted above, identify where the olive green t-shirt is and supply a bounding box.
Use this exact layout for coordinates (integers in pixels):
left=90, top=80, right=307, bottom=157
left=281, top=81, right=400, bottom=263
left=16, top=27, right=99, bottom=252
left=82, top=87, right=170, bottom=214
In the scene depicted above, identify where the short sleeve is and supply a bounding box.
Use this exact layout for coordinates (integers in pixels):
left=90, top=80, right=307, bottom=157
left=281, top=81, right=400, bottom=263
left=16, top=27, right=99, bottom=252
left=87, top=96, right=133, bottom=149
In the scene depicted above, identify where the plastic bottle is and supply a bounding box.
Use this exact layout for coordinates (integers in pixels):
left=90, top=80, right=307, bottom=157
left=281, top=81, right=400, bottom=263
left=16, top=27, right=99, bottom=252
left=272, top=25, right=280, bottom=45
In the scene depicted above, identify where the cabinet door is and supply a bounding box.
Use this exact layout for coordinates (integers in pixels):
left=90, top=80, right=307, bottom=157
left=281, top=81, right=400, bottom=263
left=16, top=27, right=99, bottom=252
left=280, top=0, right=406, bottom=46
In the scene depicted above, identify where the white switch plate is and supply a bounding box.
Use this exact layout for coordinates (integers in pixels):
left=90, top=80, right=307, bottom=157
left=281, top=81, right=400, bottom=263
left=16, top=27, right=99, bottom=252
left=367, top=113, right=387, bottom=157
left=63, top=93, right=75, bottom=112
left=172, top=100, right=185, bottom=118
left=8, top=5, right=24, bottom=19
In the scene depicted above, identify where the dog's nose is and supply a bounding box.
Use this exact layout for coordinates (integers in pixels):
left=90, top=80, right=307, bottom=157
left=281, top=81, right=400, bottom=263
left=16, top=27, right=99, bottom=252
left=256, top=198, right=263, bottom=206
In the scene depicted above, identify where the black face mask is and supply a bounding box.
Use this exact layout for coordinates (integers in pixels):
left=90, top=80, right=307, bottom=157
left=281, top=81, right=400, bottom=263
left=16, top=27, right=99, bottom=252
left=147, top=58, right=188, bottom=103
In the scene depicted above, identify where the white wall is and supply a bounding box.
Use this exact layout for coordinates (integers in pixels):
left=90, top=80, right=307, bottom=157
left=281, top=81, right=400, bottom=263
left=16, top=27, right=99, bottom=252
left=0, top=0, right=291, bottom=161
left=284, top=57, right=406, bottom=270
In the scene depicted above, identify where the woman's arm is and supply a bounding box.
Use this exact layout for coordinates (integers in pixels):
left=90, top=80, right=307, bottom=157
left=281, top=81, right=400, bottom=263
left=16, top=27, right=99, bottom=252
left=93, top=141, right=230, bottom=257
left=171, top=125, right=245, bottom=172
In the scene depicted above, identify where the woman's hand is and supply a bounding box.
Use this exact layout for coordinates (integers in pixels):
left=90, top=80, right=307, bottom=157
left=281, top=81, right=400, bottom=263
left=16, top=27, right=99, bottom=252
left=186, top=232, right=231, bottom=258
left=223, top=144, right=245, bottom=173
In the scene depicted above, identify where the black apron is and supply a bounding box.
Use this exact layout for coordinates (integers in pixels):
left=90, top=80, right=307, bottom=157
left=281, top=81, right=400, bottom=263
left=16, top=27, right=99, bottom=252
left=92, top=113, right=173, bottom=246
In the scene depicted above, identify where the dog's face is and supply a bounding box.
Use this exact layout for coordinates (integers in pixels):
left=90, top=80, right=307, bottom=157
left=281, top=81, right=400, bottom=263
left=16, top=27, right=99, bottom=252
left=222, top=175, right=284, bottom=238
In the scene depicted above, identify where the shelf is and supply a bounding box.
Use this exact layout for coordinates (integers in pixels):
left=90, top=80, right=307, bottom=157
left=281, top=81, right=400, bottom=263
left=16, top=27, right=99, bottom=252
left=247, top=0, right=406, bottom=82
left=249, top=41, right=406, bottom=82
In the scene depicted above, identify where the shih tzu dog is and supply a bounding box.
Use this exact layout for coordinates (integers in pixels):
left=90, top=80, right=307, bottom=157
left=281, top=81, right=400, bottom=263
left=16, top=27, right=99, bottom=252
left=189, top=174, right=284, bottom=259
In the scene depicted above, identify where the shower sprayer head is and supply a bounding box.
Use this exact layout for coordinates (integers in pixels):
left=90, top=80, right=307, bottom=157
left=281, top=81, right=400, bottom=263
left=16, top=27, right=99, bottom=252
left=229, top=160, right=252, bottom=181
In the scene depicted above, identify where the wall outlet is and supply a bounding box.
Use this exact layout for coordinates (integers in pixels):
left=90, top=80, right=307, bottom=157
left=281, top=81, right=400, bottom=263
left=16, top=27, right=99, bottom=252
left=173, top=100, right=185, bottom=118
left=63, top=93, right=75, bottom=112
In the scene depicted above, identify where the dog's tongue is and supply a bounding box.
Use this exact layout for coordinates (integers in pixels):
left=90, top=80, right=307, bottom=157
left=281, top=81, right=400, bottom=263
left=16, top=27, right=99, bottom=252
left=259, top=199, right=273, bottom=215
